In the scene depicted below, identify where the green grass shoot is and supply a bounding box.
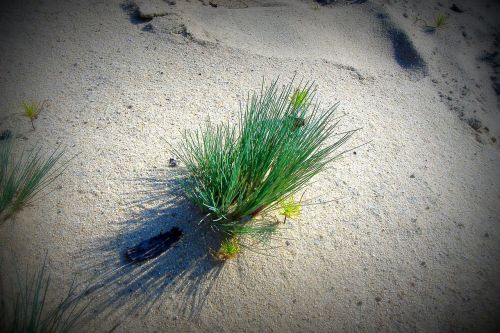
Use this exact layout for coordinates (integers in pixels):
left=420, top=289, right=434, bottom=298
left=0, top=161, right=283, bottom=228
left=215, top=238, right=241, bottom=260
left=279, top=196, right=302, bottom=221
left=290, top=88, right=308, bottom=109
left=175, top=78, right=356, bottom=258
left=22, top=101, right=44, bottom=130
left=434, top=14, right=447, bottom=29
left=0, top=137, right=67, bottom=223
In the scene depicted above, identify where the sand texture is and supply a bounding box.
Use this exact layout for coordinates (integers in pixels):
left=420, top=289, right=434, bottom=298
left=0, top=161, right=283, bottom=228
left=0, top=0, right=499, bottom=332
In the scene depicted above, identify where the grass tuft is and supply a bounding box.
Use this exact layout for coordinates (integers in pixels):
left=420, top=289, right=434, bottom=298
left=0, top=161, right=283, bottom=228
left=22, top=101, right=44, bottom=130
left=414, top=13, right=447, bottom=33
left=434, top=14, right=447, bottom=29
left=0, top=137, right=67, bottom=223
left=279, top=196, right=302, bottom=221
left=1, top=257, right=88, bottom=333
left=214, top=238, right=241, bottom=260
left=175, top=78, right=356, bottom=258
left=290, top=88, right=309, bottom=110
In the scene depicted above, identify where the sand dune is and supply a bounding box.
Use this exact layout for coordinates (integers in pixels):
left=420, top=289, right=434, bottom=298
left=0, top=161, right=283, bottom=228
left=0, top=0, right=499, bottom=332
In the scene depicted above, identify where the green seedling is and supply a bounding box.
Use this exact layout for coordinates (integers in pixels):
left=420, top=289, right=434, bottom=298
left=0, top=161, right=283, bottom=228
left=434, top=14, right=447, bottom=29
left=414, top=13, right=447, bottom=33
left=214, top=238, right=241, bottom=260
left=22, top=101, right=45, bottom=130
left=290, top=88, right=309, bottom=109
left=279, top=196, right=302, bottom=222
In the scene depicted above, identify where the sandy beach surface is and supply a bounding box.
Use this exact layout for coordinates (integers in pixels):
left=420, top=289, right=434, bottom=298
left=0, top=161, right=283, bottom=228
left=1, top=0, right=499, bottom=332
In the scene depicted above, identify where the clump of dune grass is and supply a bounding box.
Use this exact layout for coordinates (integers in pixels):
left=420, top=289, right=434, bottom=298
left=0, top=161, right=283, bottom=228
left=0, top=137, right=66, bottom=223
left=0, top=258, right=88, bottom=333
left=175, top=78, right=356, bottom=259
left=22, top=101, right=45, bottom=130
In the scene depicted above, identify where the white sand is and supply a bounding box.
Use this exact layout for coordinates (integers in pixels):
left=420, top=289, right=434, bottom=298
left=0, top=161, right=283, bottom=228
left=1, top=0, right=499, bottom=331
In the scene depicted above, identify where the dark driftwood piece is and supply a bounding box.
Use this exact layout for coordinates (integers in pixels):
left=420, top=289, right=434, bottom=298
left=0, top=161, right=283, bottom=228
left=126, top=227, right=183, bottom=263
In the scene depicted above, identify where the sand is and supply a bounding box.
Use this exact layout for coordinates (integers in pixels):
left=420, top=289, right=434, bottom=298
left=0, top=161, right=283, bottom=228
left=0, top=0, right=499, bottom=331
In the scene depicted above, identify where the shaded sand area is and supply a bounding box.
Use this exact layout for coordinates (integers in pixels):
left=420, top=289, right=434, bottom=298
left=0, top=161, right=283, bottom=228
left=1, top=0, right=499, bottom=331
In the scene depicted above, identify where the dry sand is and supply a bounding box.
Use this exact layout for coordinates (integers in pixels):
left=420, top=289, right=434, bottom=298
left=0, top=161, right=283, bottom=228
left=0, top=0, right=499, bottom=331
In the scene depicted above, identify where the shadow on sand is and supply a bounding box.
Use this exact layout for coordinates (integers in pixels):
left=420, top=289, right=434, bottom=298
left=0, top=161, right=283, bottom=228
left=376, top=12, right=427, bottom=75
left=78, top=168, right=225, bottom=327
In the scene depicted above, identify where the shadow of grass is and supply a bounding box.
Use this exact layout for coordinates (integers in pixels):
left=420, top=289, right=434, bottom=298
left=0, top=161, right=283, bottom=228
left=78, top=168, right=225, bottom=326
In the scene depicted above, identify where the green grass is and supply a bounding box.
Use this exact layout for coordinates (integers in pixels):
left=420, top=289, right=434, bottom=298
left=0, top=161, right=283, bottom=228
left=214, top=238, right=241, bottom=260
left=434, top=14, right=447, bottom=29
left=279, top=196, right=302, bottom=221
left=414, top=13, right=447, bottom=33
left=175, top=78, right=356, bottom=256
left=0, top=137, right=66, bottom=223
left=1, top=258, right=88, bottom=333
left=22, top=102, right=44, bottom=130
left=290, top=88, right=309, bottom=110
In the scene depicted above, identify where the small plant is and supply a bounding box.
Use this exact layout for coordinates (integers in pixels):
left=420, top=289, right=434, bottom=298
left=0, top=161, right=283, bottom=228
left=0, top=136, right=67, bottom=223
left=434, top=14, right=447, bottom=29
left=175, top=78, right=356, bottom=259
left=22, top=101, right=45, bottom=130
left=279, top=196, right=302, bottom=222
left=214, top=238, right=241, bottom=260
left=290, top=88, right=308, bottom=109
left=414, top=13, right=447, bottom=33
left=0, top=258, right=88, bottom=333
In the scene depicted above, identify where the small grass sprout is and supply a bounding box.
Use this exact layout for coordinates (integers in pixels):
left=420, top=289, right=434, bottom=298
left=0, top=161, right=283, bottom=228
left=22, top=101, right=45, bottom=130
left=434, top=14, right=447, bottom=29
left=175, top=78, right=357, bottom=259
left=214, top=238, right=241, bottom=261
left=290, top=88, right=309, bottom=109
left=414, top=14, right=447, bottom=33
left=279, top=196, right=302, bottom=221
